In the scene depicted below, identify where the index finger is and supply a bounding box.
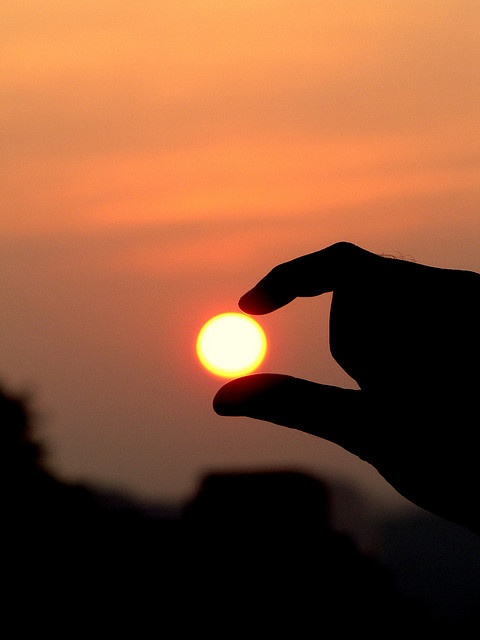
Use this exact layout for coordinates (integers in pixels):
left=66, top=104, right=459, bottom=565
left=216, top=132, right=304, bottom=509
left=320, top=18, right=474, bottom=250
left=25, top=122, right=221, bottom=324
left=239, top=242, right=379, bottom=314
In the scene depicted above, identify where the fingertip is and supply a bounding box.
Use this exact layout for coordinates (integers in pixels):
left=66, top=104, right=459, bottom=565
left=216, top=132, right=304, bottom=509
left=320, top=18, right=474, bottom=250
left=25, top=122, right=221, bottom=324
left=238, top=289, right=264, bottom=314
left=212, top=382, right=239, bottom=416
left=213, top=374, right=288, bottom=416
left=213, top=376, right=258, bottom=415
left=239, top=288, right=287, bottom=314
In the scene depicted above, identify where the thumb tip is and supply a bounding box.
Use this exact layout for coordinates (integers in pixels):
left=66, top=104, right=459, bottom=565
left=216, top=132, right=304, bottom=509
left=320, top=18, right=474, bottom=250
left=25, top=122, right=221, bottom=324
left=213, top=374, right=289, bottom=416
left=212, top=389, right=236, bottom=416
left=213, top=378, right=250, bottom=416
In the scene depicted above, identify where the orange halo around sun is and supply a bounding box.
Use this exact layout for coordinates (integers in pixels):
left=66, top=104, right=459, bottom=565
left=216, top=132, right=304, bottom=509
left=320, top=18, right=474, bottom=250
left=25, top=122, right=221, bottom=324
left=196, top=312, right=267, bottom=378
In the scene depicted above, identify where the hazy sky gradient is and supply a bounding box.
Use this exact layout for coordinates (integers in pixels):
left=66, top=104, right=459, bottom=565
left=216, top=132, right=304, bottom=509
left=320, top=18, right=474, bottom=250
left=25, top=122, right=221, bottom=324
left=2, top=1, right=479, bottom=512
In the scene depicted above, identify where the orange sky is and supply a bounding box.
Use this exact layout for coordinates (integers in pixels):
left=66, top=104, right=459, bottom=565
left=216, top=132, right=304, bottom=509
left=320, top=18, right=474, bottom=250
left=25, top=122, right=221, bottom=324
left=1, top=1, right=480, bottom=516
left=3, top=1, right=479, bottom=234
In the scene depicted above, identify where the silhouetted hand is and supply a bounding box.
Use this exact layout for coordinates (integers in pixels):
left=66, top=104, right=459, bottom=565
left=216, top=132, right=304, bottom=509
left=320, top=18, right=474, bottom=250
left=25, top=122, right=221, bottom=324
left=213, top=242, right=480, bottom=534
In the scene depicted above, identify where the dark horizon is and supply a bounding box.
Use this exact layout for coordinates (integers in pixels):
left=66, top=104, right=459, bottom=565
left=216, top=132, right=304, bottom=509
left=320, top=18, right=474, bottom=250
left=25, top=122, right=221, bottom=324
left=4, top=382, right=480, bottom=632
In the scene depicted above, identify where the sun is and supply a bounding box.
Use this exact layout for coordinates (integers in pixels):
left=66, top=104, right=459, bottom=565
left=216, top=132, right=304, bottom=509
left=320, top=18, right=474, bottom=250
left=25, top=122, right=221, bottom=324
left=196, top=312, right=267, bottom=378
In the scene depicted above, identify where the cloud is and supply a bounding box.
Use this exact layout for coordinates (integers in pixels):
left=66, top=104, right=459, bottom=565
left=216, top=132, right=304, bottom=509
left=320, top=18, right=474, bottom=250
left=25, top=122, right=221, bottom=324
left=2, top=1, right=479, bottom=237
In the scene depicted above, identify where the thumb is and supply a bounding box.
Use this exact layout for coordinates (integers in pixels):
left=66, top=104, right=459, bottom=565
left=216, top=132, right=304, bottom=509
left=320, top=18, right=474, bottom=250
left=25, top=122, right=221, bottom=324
left=213, top=374, right=371, bottom=461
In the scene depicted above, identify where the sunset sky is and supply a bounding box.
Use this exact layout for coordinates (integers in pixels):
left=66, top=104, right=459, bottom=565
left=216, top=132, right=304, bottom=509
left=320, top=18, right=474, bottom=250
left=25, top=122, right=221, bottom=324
left=2, top=1, right=480, bottom=515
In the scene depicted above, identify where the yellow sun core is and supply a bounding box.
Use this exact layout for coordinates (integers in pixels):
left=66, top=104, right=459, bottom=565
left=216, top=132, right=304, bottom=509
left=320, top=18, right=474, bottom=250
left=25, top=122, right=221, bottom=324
left=196, top=312, right=267, bottom=378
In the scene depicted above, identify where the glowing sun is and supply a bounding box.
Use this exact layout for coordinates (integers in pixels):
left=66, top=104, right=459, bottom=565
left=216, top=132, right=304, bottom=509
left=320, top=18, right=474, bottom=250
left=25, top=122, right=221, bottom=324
left=196, top=312, right=267, bottom=378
